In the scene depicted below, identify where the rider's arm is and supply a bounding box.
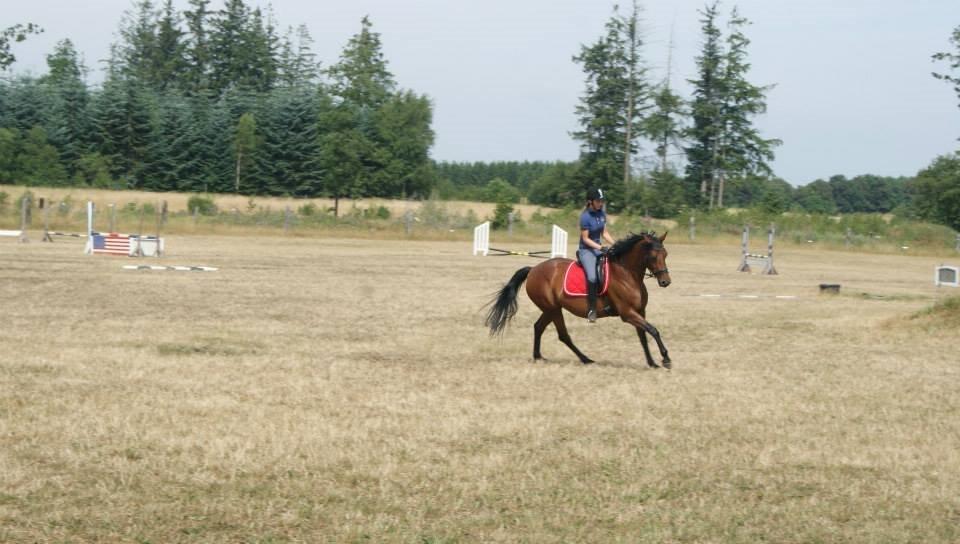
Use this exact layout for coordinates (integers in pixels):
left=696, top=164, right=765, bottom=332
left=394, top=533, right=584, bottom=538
left=602, top=227, right=615, bottom=246
left=581, top=229, right=603, bottom=251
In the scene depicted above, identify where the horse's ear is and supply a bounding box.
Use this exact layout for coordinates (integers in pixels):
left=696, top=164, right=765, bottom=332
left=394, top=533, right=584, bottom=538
left=660, top=231, right=668, bottom=242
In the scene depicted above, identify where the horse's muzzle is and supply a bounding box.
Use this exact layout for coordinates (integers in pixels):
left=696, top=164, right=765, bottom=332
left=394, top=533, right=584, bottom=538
left=658, top=277, right=671, bottom=288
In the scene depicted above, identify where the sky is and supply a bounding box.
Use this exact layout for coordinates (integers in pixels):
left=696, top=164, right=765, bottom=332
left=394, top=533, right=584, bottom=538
left=4, top=0, right=959, bottom=186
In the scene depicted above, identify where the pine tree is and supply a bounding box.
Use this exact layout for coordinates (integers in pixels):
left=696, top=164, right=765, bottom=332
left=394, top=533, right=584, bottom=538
left=118, top=0, right=159, bottom=85
left=92, top=67, right=154, bottom=187
left=714, top=8, right=779, bottom=207
left=261, top=87, right=322, bottom=195
left=0, top=128, right=20, bottom=183
left=143, top=92, right=203, bottom=191
left=572, top=4, right=649, bottom=211
left=18, top=126, right=69, bottom=185
left=372, top=90, right=435, bottom=198
left=209, top=0, right=249, bottom=94
left=322, top=16, right=397, bottom=199
left=684, top=1, right=724, bottom=207
left=153, top=0, right=186, bottom=92
left=183, top=0, right=212, bottom=95
left=684, top=3, right=778, bottom=209
left=327, top=16, right=395, bottom=108
left=42, top=39, right=90, bottom=177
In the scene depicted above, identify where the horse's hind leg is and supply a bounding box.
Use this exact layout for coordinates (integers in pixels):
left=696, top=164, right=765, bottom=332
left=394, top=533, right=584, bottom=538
left=533, top=312, right=551, bottom=361
left=552, top=311, right=594, bottom=364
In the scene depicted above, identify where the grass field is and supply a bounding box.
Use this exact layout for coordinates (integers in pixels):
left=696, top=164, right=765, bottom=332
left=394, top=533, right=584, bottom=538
left=1, top=231, right=959, bottom=542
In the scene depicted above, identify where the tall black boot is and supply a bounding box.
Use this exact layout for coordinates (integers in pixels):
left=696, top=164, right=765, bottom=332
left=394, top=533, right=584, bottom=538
left=586, top=281, right=598, bottom=323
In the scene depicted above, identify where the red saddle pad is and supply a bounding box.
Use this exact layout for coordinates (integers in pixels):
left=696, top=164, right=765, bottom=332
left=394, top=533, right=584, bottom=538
left=563, top=259, right=610, bottom=297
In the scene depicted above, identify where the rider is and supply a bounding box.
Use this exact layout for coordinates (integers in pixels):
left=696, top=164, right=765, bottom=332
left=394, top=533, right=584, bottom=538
left=578, top=187, right=616, bottom=322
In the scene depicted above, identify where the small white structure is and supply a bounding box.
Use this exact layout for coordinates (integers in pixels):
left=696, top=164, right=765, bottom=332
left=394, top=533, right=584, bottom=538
left=551, top=225, right=568, bottom=259
left=473, top=221, right=490, bottom=256
left=935, top=265, right=959, bottom=288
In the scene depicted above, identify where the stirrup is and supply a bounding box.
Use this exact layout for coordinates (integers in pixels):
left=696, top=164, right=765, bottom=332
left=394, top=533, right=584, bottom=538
left=587, top=309, right=597, bottom=323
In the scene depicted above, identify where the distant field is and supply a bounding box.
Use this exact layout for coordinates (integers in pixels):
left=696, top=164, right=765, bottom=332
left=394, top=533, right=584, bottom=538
left=1, top=232, right=958, bottom=542
left=0, top=183, right=557, bottom=221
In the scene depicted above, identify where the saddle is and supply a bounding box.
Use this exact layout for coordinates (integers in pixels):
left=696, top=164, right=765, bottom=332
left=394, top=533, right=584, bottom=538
left=562, top=255, right=610, bottom=297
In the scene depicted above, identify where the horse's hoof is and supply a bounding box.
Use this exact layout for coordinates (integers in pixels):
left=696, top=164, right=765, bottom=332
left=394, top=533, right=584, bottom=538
left=582, top=359, right=595, bottom=365
left=662, top=360, right=672, bottom=370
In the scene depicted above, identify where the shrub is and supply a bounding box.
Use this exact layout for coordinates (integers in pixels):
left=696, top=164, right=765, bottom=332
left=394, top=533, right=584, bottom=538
left=298, top=202, right=318, bottom=216
left=362, top=205, right=390, bottom=219
left=187, top=195, right=217, bottom=216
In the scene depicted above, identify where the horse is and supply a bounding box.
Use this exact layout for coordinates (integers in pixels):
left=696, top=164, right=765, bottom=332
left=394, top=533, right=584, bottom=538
left=484, top=231, right=672, bottom=368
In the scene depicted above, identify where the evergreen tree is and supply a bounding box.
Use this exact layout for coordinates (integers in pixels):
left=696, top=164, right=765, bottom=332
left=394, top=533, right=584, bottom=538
left=183, top=0, right=212, bottom=95
left=260, top=87, right=323, bottom=195
left=714, top=8, right=779, bottom=206
left=372, top=90, right=435, bottom=198
left=684, top=2, right=724, bottom=207
left=143, top=92, right=203, bottom=191
left=322, top=16, right=397, bottom=199
left=328, top=16, right=395, bottom=107
left=572, top=4, right=648, bottom=211
left=92, top=68, right=154, bottom=187
left=0, top=76, right=49, bottom=131
left=0, top=127, right=20, bottom=182
left=42, top=39, right=90, bottom=177
left=118, top=0, right=159, bottom=85
left=18, top=126, right=69, bottom=185
left=684, top=3, right=779, bottom=209
left=209, top=0, right=249, bottom=94
left=153, top=0, right=186, bottom=92
left=278, top=24, right=321, bottom=87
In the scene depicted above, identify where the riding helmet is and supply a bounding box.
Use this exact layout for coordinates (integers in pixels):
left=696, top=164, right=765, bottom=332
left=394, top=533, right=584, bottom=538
left=586, top=188, right=605, bottom=201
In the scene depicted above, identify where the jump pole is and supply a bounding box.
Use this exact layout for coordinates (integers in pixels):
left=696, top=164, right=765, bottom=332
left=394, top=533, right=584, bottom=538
left=473, top=221, right=567, bottom=258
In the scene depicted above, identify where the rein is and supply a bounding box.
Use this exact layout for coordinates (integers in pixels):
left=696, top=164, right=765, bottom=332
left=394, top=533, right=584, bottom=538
left=645, top=268, right=669, bottom=279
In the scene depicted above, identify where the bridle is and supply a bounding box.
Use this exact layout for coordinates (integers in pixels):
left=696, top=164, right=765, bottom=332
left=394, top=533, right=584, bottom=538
left=642, top=242, right=669, bottom=280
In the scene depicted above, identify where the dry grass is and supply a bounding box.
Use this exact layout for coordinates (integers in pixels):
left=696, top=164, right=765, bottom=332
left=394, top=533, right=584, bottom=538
left=1, top=232, right=959, bottom=543
left=0, top=183, right=554, bottom=221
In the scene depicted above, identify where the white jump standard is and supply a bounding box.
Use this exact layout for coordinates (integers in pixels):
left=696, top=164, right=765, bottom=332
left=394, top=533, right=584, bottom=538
left=737, top=224, right=778, bottom=275
left=0, top=197, right=31, bottom=243
left=473, top=222, right=567, bottom=258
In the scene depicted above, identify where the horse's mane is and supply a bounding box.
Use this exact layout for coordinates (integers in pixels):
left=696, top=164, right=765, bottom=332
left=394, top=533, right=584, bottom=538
left=607, top=231, right=660, bottom=262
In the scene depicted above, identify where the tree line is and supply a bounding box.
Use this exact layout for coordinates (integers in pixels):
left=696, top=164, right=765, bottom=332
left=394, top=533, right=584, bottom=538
left=0, top=0, right=433, bottom=201
left=1, top=2, right=958, bottom=231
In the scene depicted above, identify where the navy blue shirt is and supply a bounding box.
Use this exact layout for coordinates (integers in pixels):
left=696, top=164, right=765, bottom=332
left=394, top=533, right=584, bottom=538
left=579, top=208, right=606, bottom=250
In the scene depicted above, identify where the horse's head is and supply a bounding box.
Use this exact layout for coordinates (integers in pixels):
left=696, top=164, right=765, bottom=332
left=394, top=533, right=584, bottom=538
left=608, top=231, right=671, bottom=287
left=642, top=231, right=671, bottom=288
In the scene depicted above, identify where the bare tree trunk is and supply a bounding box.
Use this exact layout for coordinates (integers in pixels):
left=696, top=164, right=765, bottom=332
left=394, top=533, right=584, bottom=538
left=235, top=150, right=242, bottom=194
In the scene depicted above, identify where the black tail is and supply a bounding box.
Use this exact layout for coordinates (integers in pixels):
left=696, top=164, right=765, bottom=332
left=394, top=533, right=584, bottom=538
left=485, top=267, right=532, bottom=336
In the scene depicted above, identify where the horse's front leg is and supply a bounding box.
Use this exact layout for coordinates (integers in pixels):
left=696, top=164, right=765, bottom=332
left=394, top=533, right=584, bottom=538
left=636, top=328, right=659, bottom=369
left=621, top=310, right=670, bottom=369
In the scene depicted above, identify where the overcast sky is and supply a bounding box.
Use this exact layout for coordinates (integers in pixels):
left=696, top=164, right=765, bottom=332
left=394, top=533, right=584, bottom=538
left=4, top=0, right=959, bottom=185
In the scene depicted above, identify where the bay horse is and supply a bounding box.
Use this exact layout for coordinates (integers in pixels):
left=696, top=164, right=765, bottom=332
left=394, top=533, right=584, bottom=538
left=485, top=232, right=672, bottom=368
